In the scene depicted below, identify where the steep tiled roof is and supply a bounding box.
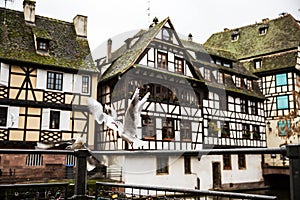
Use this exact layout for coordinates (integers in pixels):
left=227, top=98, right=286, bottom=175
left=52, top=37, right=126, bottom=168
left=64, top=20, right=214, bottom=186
left=0, top=8, right=96, bottom=72
left=101, top=18, right=170, bottom=80
left=204, top=14, right=300, bottom=59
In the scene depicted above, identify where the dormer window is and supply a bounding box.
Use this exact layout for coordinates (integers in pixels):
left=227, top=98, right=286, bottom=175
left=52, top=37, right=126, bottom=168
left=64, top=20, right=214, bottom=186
left=231, top=30, right=239, bottom=42
left=254, top=59, right=262, bottom=69
left=258, top=26, right=268, bottom=35
left=204, top=68, right=211, bottom=81
left=174, top=57, right=184, bottom=74
left=157, top=51, right=168, bottom=69
left=235, top=77, right=241, bottom=88
left=217, top=72, right=224, bottom=84
left=37, top=38, right=49, bottom=52
left=162, top=28, right=172, bottom=42
left=247, top=80, right=253, bottom=90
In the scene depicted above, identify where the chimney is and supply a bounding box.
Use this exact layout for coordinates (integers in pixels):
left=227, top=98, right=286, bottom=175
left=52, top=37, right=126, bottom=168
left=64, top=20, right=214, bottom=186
left=23, top=0, right=36, bottom=24
left=106, top=38, right=112, bottom=62
left=73, top=15, right=88, bottom=38
left=188, top=33, right=193, bottom=41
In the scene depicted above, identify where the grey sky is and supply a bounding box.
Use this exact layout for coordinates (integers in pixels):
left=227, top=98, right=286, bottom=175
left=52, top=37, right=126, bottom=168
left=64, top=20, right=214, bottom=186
left=2, top=0, right=299, bottom=51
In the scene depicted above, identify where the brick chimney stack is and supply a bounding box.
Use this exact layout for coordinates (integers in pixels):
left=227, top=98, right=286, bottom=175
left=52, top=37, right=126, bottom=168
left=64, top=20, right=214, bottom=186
left=23, top=0, right=36, bottom=24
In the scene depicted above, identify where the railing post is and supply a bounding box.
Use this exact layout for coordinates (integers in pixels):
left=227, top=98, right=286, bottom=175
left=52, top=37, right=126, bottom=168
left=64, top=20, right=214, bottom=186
left=286, top=145, right=300, bottom=200
left=73, top=149, right=90, bottom=200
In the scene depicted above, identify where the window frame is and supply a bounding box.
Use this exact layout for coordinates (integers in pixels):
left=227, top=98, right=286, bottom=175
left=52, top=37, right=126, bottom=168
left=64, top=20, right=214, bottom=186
left=254, top=59, right=262, bottom=69
left=184, top=156, right=191, bottom=174
left=278, top=120, right=290, bottom=136
left=238, top=154, right=246, bottom=170
left=180, top=120, right=192, bottom=141
left=142, top=115, right=156, bottom=139
left=162, top=118, right=175, bottom=140
left=174, top=57, right=184, bottom=74
left=156, top=156, right=169, bottom=175
left=223, top=154, right=232, bottom=170
left=240, top=99, right=248, bottom=114
left=235, top=77, right=241, bottom=88
left=204, top=68, right=211, bottom=81
left=275, top=73, right=288, bottom=86
left=157, top=51, right=168, bottom=69
left=242, top=123, right=250, bottom=139
left=276, top=95, right=289, bottom=110
left=49, top=110, right=60, bottom=130
left=47, top=71, right=63, bottom=91
left=217, top=72, right=224, bottom=84
left=0, top=107, right=8, bottom=127
left=37, top=38, right=49, bottom=52
left=82, top=75, right=90, bottom=94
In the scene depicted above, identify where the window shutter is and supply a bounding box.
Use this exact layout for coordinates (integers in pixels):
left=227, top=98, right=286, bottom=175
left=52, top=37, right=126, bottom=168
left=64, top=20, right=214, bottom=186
left=41, top=108, right=50, bottom=130
left=73, top=74, right=82, bottom=93
left=0, top=63, right=9, bottom=86
left=60, top=110, right=70, bottom=130
left=8, top=106, right=20, bottom=128
left=63, top=73, right=73, bottom=93
left=36, top=69, right=47, bottom=89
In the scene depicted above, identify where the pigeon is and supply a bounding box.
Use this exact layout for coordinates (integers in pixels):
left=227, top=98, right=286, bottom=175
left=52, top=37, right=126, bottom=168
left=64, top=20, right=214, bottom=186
left=88, top=88, right=150, bottom=149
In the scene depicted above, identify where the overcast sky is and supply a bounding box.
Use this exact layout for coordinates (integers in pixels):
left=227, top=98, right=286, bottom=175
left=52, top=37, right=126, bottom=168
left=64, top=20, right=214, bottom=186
left=2, top=0, right=299, bottom=52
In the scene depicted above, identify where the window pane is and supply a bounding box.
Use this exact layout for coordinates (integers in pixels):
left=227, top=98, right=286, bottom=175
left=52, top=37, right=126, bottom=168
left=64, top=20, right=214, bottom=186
left=0, top=107, right=8, bottom=126
left=278, top=120, right=290, bottom=136
left=276, top=73, right=287, bottom=86
left=50, top=111, right=60, bottom=129
left=82, top=76, right=90, bottom=93
left=157, top=156, right=169, bottom=174
left=184, top=156, right=191, bottom=174
left=277, top=96, right=289, bottom=109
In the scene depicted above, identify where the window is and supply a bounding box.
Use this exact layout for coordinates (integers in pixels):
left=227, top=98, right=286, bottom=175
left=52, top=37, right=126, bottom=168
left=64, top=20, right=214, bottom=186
left=204, top=68, right=211, bottom=81
left=82, top=75, right=90, bottom=93
left=259, top=27, right=268, bottom=35
left=0, top=107, right=8, bottom=127
left=162, top=28, right=172, bottom=42
left=162, top=118, right=175, bottom=140
left=47, top=72, right=63, bottom=91
left=238, top=154, right=246, bottom=169
left=217, top=72, right=224, bottom=84
left=184, top=156, right=191, bottom=174
left=223, top=154, right=232, bottom=170
left=157, top=156, right=169, bottom=174
left=37, top=39, right=49, bottom=52
left=277, top=95, right=289, bottom=110
left=241, top=99, right=248, bottom=113
left=142, top=115, right=155, bottom=139
left=276, top=73, right=287, bottom=86
left=231, top=32, right=239, bottom=41
left=221, top=122, right=230, bottom=138
left=278, top=120, right=290, bottom=136
left=242, top=124, right=250, bottom=139
left=247, top=80, right=252, bottom=90
left=250, top=101, right=258, bottom=115
left=235, top=77, right=241, bottom=88
left=157, top=52, right=168, bottom=69
left=26, top=154, right=43, bottom=166
left=49, top=110, right=60, bottom=129
left=254, top=59, right=262, bottom=69
left=180, top=121, right=191, bottom=141
left=174, top=57, right=184, bottom=74
left=208, top=121, right=219, bottom=137
left=252, top=125, right=260, bottom=139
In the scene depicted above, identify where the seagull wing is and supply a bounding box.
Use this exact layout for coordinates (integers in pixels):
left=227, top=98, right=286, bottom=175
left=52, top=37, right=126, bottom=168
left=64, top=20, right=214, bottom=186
left=104, top=104, right=118, bottom=120
left=121, top=133, right=147, bottom=149
left=88, top=98, right=105, bottom=125
left=124, top=88, right=140, bottom=137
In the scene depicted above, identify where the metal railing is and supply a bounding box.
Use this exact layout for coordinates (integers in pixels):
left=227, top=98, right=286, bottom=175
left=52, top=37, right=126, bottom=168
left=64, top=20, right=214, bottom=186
left=0, top=145, right=300, bottom=199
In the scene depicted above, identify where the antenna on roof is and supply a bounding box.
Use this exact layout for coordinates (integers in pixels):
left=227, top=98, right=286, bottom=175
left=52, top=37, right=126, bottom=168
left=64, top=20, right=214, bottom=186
left=2, top=0, right=14, bottom=24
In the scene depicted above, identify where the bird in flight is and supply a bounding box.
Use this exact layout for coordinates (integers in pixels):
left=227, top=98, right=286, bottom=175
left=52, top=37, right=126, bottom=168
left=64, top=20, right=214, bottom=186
left=88, top=88, right=150, bottom=149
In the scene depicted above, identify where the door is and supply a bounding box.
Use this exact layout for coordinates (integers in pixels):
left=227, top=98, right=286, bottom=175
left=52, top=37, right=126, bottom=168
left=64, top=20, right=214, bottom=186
left=212, top=162, right=221, bottom=189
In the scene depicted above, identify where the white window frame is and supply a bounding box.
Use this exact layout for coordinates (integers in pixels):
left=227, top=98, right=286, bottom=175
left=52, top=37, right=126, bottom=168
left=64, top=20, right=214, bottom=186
left=73, top=74, right=91, bottom=95
left=0, top=106, right=19, bottom=128
left=42, top=108, right=70, bottom=131
left=0, top=63, right=9, bottom=86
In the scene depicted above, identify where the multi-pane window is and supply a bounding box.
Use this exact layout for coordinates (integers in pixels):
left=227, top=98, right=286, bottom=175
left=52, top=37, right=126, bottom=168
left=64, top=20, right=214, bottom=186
left=82, top=75, right=90, bottom=93
left=162, top=118, right=175, bottom=139
left=37, top=39, right=49, bottom=51
left=157, top=156, right=169, bottom=174
left=250, top=101, right=258, bottom=115
left=252, top=125, right=260, bottom=139
left=157, top=52, right=168, bottom=69
left=47, top=72, right=63, bottom=91
left=276, top=73, right=287, bottom=86
left=174, top=57, right=184, bottom=74
left=240, top=99, right=248, bottom=113
left=242, top=124, right=250, bottom=139
left=204, top=68, right=211, bottom=81
left=49, top=110, right=60, bottom=129
left=180, top=120, right=191, bottom=140
left=0, top=107, right=8, bottom=127
left=217, top=72, right=224, bottom=84
left=235, top=77, right=241, bottom=88
left=247, top=80, right=252, bottom=90
left=254, top=59, right=262, bottom=69
left=277, top=95, right=289, bottom=110
left=221, top=122, right=230, bottom=138
left=26, top=154, right=43, bottom=166
left=142, top=115, right=155, bottom=139
left=238, top=154, right=246, bottom=169
left=223, top=154, right=232, bottom=170
left=278, top=120, right=290, bottom=136
left=184, top=156, right=191, bottom=174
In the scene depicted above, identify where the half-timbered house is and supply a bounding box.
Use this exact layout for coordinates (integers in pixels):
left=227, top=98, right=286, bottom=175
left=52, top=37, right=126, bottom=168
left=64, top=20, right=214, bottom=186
left=96, top=17, right=265, bottom=190
left=0, top=0, right=98, bottom=181
left=205, top=13, right=300, bottom=167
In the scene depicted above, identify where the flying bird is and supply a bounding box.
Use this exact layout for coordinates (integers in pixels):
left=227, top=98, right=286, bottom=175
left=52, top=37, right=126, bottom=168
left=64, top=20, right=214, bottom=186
left=88, top=88, right=150, bottom=149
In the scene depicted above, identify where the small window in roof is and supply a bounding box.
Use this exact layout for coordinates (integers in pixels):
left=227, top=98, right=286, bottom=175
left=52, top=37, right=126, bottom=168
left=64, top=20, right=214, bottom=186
left=231, top=30, right=239, bottom=42
left=36, top=38, right=49, bottom=53
left=259, top=27, right=268, bottom=35
left=254, top=59, right=262, bottom=69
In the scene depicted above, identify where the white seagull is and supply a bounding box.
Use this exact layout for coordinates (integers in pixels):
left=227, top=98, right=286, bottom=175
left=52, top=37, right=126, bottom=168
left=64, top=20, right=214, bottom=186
left=88, top=88, right=150, bottom=149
